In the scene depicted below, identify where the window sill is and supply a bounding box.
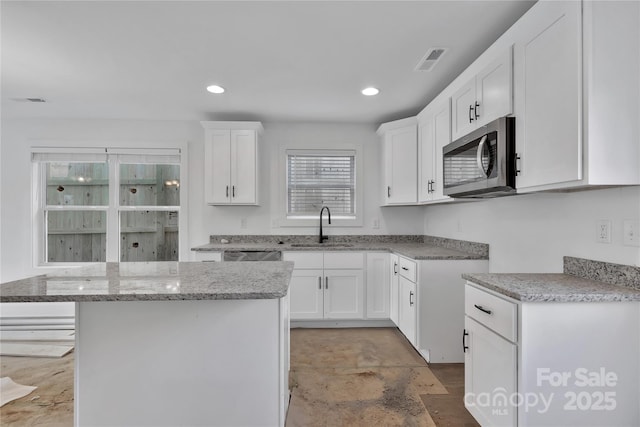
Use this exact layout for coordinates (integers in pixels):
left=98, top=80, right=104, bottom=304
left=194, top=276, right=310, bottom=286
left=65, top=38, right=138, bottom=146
left=277, top=216, right=363, bottom=228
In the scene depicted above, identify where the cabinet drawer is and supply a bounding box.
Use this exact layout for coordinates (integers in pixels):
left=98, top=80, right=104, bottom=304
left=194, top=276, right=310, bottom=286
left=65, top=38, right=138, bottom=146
left=465, top=283, right=517, bottom=342
left=398, top=256, right=417, bottom=282
left=282, top=252, right=323, bottom=269
left=323, top=252, right=364, bottom=269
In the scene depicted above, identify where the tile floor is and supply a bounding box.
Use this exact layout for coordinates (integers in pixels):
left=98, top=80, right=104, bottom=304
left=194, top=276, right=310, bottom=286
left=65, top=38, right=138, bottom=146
left=0, top=327, right=478, bottom=426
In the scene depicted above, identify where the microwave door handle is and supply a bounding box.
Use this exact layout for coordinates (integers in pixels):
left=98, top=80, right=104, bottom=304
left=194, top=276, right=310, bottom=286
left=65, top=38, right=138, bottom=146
left=476, top=135, right=488, bottom=176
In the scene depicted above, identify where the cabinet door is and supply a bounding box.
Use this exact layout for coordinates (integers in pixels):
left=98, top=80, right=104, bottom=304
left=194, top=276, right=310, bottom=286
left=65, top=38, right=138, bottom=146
left=398, top=276, right=417, bottom=346
left=206, top=129, right=231, bottom=204
left=464, top=317, right=517, bottom=427
left=475, top=48, right=513, bottom=128
left=418, top=113, right=435, bottom=203
left=384, top=126, right=417, bottom=205
left=431, top=99, right=451, bottom=202
left=513, top=0, right=581, bottom=190
left=230, top=130, right=257, bottom=204
left=289, top=269, right=324, bottom=320
left=324, top=269, right=364, bottom=319
left=389, top=254, right=400, bottom=326
left=451, top=79, right=477, bottom=141
left=365, top=253, right=390, bottom=319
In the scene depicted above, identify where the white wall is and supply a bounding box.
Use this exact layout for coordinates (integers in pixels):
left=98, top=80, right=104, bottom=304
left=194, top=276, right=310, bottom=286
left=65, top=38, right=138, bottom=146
left=0, top=119, right=424, bottom=281
left=423, top=186, right=640, bottom=273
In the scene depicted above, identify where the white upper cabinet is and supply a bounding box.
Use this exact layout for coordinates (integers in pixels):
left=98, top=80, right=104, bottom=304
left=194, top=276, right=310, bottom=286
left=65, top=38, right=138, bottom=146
left=418, top=98, right=452, bottom=204
left=201, top=121, right=263, bottom=205
left=513, top=0, right=640, bottom=191
left=451, top=48, right=513, bottom=141
left=377, top=117, right=418, bottom=206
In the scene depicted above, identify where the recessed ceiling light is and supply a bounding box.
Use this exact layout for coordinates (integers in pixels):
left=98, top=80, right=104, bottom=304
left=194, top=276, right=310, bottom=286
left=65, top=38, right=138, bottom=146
left=361, top=87, right=379, bottom=96
left=206, top=85, right=225, bottom=94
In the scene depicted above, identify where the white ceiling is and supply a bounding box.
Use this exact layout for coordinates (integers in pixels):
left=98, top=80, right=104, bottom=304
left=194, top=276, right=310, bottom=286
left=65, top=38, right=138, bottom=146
left=1, top=1, right=535, bottom=124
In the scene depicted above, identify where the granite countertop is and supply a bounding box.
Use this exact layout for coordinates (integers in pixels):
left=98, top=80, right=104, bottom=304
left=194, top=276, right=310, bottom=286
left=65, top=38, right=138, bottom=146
left=0, top=261, right=294, bottom=303
left=192, top=242, right=487, bottom=261
left=463, top=272, right=640, bottom=303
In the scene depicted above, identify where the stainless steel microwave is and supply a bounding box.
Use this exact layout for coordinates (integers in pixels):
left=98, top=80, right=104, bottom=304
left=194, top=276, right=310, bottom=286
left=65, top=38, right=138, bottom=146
left=443, top=117, right=516, bottom=198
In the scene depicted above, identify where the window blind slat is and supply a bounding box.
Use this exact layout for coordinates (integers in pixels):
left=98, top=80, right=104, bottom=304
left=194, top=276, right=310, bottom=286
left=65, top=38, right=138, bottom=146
left=287, top=153, right=355, bottom=216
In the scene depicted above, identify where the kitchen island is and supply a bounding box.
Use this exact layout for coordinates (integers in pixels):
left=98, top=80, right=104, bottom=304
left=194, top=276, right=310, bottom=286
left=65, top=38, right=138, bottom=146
left=0, top=261, right=294, bottom=427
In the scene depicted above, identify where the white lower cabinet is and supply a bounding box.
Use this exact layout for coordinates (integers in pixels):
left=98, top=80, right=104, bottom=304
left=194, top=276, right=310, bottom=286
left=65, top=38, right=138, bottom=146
left=389, top=254, right=400, bottom=325
left=365, top=252, right=390, bottom=319
left=284, top=252, right=364, bottom=320
left=324, top=269, right=364, bottom=319
left=288, top=269, right=324, bottom=319
left=398, top=275, right=417, bottom=346
left=465, top=282, right=640, bottom=426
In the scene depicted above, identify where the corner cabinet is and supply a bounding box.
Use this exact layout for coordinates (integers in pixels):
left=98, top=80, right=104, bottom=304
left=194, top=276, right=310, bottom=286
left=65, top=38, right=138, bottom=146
left=418, top=98, right=452, bottom=204
left=201, top=121, right=264, bottom=205
left=512, top=0, right=640, bottom=191
left=451, top=47, right=513, bottom=141
left=377, top=117, right=418, bottom=206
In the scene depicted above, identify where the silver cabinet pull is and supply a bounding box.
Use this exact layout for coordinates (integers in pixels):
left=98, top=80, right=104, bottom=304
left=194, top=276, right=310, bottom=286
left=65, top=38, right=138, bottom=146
left=232, top=185, right=236, bottom=198
left=325, top=277, right=328, bottom=289
left=409, top=291, right=414, bottom=306
left=226, top=185, right=229, bottom=197
left=393, top=263, right=398, bottom=274
left=469, top=104, right=474, bottom=123
left=318, top=277, right=322, bottom=290
left=387, top=186, right=391, bottom=198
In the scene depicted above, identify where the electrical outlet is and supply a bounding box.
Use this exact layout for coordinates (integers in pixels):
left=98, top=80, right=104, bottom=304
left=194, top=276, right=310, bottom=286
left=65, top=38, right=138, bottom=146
left=372, top=218, right=380, bottom=229
left=240, top=218, right=247, bottom=229
left=596, top=220, right=611, bottom=243
left=623, top=220, right=640, bottom=246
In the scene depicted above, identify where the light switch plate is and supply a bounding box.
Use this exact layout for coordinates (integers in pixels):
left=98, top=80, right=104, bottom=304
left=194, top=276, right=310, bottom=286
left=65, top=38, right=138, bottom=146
left=623, top=220, right=640, bottom=246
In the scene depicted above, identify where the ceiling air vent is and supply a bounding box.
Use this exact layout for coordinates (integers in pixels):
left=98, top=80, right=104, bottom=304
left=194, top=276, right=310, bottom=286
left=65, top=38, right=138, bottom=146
left=12, top=97, right=47, bottom=103
left=415, top=48, right=447, bottom=72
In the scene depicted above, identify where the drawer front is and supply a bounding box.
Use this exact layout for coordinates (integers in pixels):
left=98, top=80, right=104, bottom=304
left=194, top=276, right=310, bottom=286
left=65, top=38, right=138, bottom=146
left=398, top=256, right=417, bottom=282
left=323, top=252, right=365, bottom=269
left=282, top=252, right=324, bottom=269
left=465, top=283, right=517, bottom=342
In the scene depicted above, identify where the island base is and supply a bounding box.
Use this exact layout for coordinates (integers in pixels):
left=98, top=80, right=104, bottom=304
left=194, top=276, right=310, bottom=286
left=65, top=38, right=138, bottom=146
left=75, top=298, right=289, bottom=426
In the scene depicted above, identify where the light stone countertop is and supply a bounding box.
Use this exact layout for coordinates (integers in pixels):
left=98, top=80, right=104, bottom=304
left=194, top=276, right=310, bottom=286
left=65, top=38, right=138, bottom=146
left=192, top=242, right=488, bottom=260
left=0, top=261, right=294, bottom=303
left=463, top=273, right=640, bottom=303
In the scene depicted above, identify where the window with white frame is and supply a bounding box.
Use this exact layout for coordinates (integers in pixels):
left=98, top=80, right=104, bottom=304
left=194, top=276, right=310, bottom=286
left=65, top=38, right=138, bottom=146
left=286, top=150, right=356, bottom=218
left=33, top=148, right=183, bottom=265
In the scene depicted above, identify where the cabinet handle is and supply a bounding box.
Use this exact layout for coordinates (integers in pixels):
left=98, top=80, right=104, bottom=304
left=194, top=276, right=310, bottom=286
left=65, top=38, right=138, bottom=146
left=387, top=186, right=391, bottom=198
left=474, top=304, right=492, bottom=315
left=393, top=263, right=398, bottom=274
left=409, top=291, right=414, bottom=306
left=232, top=185, right=236, bottom=198
left=474, top=101, right=480, bottom=120
left=325, top=277, right=329, bottom=289
left=514, top=153, right=521, bottom=176
left=463, top=329, right=469, bottom=353
left=318, top=277, right=322, bottom=290
left=431, top=180, right=435, bottom=193
left=226, top=185, right=229, bottom=197
left=401, top=266, right=409, bottom=271
left=469, top=105, right=474, bottom=123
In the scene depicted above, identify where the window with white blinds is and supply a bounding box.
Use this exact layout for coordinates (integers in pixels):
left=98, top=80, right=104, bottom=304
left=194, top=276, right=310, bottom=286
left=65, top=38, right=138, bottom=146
left=287, top=151, right=356, bottom=217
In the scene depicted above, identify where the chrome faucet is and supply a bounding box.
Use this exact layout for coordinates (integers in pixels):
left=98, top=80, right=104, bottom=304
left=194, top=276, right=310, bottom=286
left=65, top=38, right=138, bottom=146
left=319, top=206, right=331, bottom=243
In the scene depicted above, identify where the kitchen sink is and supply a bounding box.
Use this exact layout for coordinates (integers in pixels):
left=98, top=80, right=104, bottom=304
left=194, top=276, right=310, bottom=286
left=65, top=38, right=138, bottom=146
left=290, top=243, right=353, bottom=248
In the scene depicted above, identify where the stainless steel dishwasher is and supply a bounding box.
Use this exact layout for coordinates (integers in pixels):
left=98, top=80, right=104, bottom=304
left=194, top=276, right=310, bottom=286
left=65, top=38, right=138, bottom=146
left=222, top=250, right=282, bottom=261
